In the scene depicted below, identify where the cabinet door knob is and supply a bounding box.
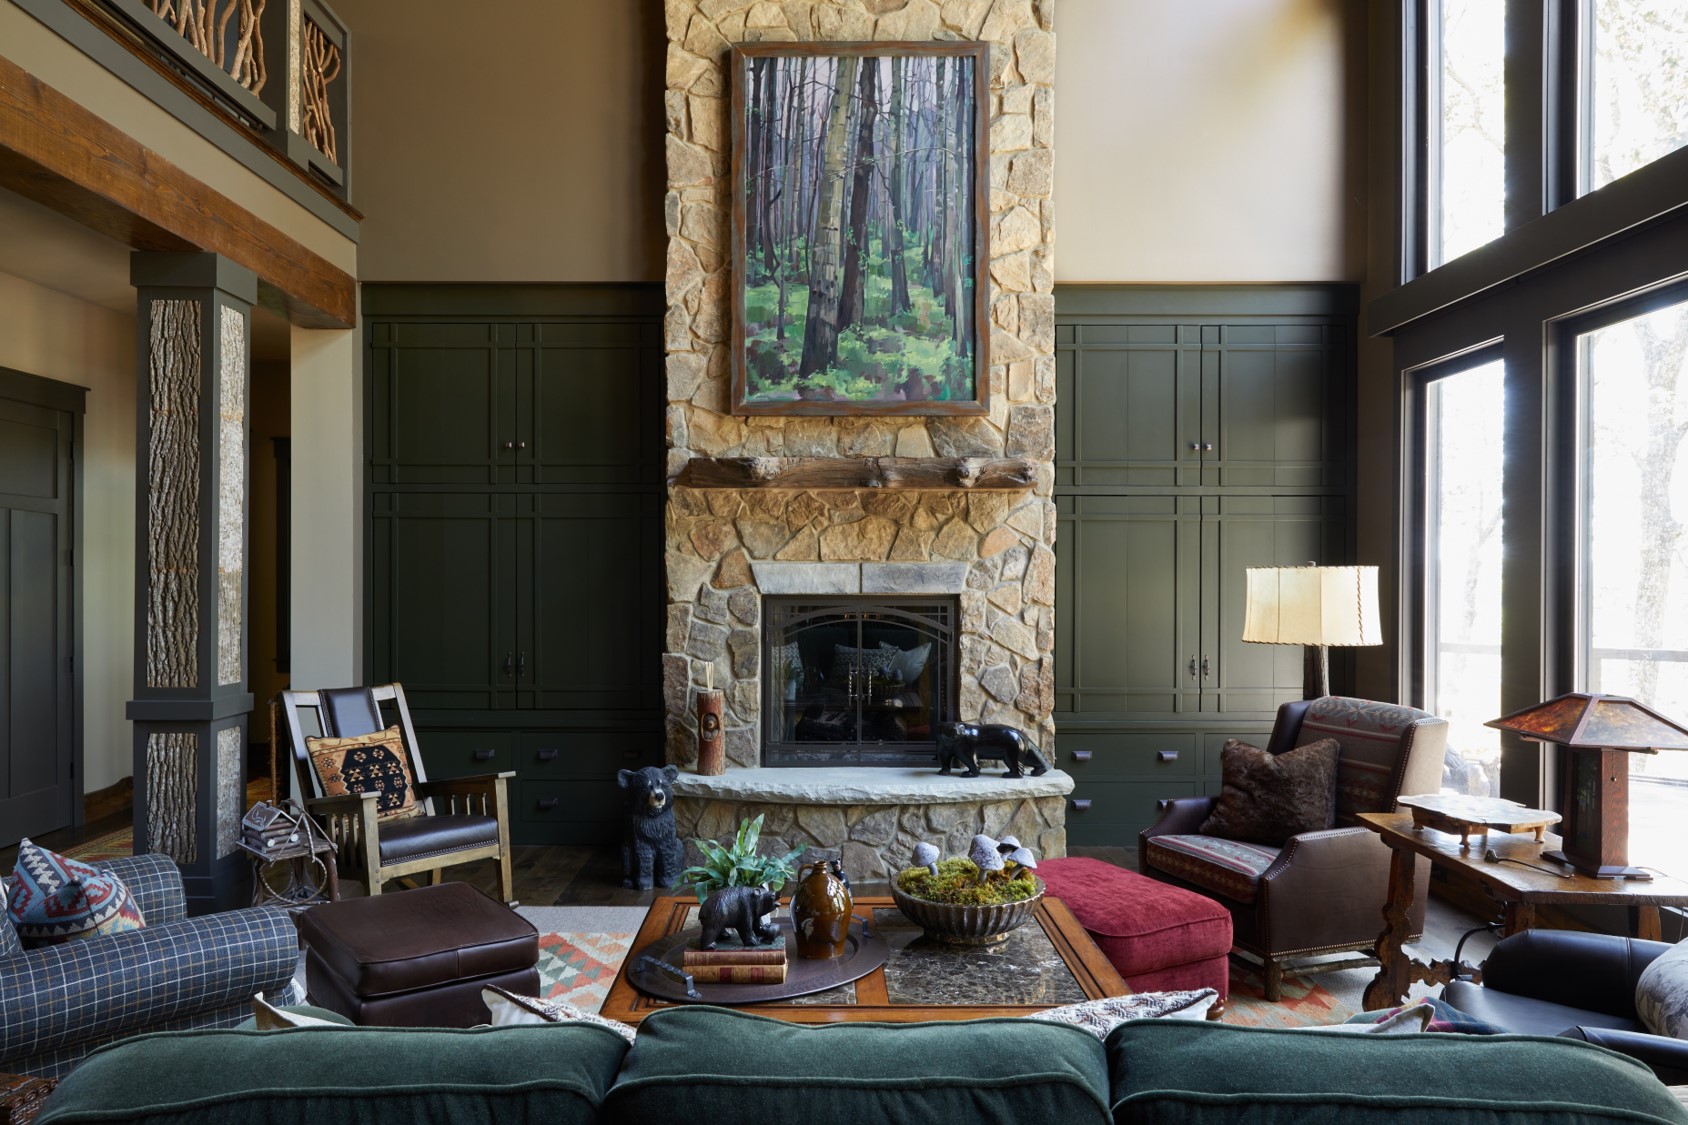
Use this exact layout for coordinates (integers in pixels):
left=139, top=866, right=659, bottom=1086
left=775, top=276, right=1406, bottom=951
left=502, top=441, right=516, bottom=450
left=1070, top=750, right=1093, bottom=762
left=502, top=652, right=514, bottom=677
left=1201, top=656, right=1210, bottom=679
left=473, top=748, right=496, bottom=762
left=537, top=748, right=559, bottom=762
left=1071, top=798, right=1092, bottom=811
left=1157, top=750, right=1179, bottom=762
left=1202, top=443, right=1214, bottom=452
left=516, top=440, right=527, bottom=449
left=1188, top=441, right=1201, bottom=452
left=537, top=797, right=560, bottom=811
left=1188, top=656, right=1197, bottom=679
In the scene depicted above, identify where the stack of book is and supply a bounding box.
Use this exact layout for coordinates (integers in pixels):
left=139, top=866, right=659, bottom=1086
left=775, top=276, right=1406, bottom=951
left=682, top=933, right=788, bottom=984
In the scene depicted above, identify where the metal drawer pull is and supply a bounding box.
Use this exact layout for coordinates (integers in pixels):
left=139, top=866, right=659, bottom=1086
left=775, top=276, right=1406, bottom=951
left=1070, top=750, right=1093, bottom=762
left=537, top=797, right=560, bottom=811
left=537, top=748, right=559, bottom=762
left=1071, top=798, right=1092, bottom=811
left=1188, top=656, right=1197, bottom=679
left=473, top=748, right=496, bottom=762
left=1157, top=750, right=1179, bottom=762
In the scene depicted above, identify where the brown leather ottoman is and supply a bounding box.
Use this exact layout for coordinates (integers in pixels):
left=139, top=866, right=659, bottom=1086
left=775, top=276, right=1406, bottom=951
left=296, top=882, right=539, bottom=1027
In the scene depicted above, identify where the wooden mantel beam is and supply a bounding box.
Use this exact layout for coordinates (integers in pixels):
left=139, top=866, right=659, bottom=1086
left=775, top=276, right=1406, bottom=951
left=0, top=55, right=355, bottom=328
left=678, top=456, right=1039, bottom=491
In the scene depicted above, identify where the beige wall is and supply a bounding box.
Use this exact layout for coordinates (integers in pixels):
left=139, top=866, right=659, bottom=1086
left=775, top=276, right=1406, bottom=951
left=336, top=0, right=663, bottom=282
left=0, top=269, right=135, bottom=793
left=1055, top=0, right=1363, bottom=283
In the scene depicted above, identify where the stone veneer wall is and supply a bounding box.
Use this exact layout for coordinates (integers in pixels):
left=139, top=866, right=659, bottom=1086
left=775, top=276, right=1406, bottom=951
left=663, top=0, right=1058, bottom=771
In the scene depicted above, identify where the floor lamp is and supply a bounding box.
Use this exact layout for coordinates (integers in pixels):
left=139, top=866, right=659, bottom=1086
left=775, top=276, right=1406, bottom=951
left=1241, top=565, right=1382, bottom=699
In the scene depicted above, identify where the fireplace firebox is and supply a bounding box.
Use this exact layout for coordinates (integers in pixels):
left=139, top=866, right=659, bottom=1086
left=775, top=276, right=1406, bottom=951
left=762, top=597, right=958, bottom=767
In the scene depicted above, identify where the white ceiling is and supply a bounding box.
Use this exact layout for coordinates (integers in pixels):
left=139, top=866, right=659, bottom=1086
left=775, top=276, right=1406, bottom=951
left=0, top=186, right=293, bottom=361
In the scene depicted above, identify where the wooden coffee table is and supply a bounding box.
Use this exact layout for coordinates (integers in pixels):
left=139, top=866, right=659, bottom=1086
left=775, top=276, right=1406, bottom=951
left=599, top=894, right=1129, bottom=1024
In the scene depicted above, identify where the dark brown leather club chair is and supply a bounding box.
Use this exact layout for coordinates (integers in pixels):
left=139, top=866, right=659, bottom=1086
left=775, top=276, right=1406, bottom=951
left=1140, top=696, right=1448, bottom=1001
left=281, top=684, right=515, bottom=904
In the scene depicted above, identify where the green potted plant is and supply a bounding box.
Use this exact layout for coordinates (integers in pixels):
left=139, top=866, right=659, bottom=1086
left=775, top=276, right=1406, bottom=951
left=678, top=814, right=805, bottom=906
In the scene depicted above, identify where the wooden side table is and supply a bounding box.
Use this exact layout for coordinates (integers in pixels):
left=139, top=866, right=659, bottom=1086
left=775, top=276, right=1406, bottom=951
left=0, top=1073, right=56, bottom=1125
left=1359, top=810, right=1688, bottom=1010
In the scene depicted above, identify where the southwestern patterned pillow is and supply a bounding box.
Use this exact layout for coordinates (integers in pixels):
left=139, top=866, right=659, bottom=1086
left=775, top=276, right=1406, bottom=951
left=307, top=724, right=423, bottom=820
left=1199, top=737, right=1341, bottom=846
left=8, top=838, right=145, bottom=947
left=481, top=986, right=638, bottom=1042
left=1019, top=989, right=1219, bottom=1039
left=1636, top=937, right=1688, bottom=1040
left=0, top=878, right=22, bottom=959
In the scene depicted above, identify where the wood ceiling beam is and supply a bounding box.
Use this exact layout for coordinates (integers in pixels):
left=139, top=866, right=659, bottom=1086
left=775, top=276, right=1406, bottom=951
left=0, top=54, right=355, bottom=329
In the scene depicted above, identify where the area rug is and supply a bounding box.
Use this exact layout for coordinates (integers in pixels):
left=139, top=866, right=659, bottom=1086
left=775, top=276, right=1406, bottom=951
left=516, top=906, right=644, bottom=1014
left=63, top=828, right=132, bottom=863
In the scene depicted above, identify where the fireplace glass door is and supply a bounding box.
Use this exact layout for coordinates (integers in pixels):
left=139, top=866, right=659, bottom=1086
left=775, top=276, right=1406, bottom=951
left=763, top=597, right=957, bottom=767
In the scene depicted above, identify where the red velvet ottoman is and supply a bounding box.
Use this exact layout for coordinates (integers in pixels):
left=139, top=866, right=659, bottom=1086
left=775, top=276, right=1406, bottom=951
left=1038, top=857, right=1232, bottom=1003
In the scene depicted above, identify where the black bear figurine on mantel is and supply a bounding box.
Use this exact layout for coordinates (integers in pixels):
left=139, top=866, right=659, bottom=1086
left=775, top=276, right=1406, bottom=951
left=934, top=721, right=1052, bottom=779
left=618, top=764, right=684, bottom=890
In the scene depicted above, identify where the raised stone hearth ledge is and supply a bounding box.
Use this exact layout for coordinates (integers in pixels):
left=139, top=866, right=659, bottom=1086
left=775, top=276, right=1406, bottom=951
left=673, top=769, right=1072, bottom=881
left=679, top=457, right=1038, bottom=491
left=673, top=767, right=1073, bottom=805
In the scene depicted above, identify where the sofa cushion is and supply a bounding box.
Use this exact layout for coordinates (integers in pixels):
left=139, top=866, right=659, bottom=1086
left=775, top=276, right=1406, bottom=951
left=1037, top=857, right=1232, bottom=981
left=8, top=839, right=145, bottom=947
left=1142, top=835, right=1279, bottom=905
left=604, top=1006, right=1111, bottom=1125
left=35, top=1023, right=628, bottom=1125
left=1200, top=737, right=1339, bottom=845
left=376, top=814, right=499, bottom=865
left=1105, top=1020, right=1688, bottom=1125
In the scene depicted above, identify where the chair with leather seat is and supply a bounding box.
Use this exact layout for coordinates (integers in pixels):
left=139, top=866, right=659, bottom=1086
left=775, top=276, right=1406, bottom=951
left=281, top=683, right=515, bottom=904
left=1140, top=696, right=1447, bottom=1001
left=1441, top=929, right=1688, bottom=1084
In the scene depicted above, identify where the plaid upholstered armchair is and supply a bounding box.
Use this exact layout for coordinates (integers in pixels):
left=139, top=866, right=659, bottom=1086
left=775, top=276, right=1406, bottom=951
left=0, top=853, right=301, bottom=1078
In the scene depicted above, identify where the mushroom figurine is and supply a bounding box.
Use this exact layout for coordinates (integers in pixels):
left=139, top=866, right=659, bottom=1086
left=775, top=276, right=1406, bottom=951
left=969, top=834, right=1006, bottom=884
left=912, top=841, right=940, bottom=880
left=995, top=835, right=1023, bottom=856
left=1006, top=847, right=1038, bottom=873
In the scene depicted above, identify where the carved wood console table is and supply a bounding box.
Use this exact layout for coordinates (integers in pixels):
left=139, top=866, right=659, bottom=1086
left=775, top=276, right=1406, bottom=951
left=1359, top=810, right=1688, bottom=1011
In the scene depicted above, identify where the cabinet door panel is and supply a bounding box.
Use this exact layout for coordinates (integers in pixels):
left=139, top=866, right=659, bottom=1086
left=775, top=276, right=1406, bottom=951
left=526, top=323, right=659, bottom=486
left=1059, top=326, right=1199, bottom=489
left=1210, top=326, right=1345, bottom=490
left=370, top=493, right=515, bottom=709
left=370, top=323, right=512, bottom=485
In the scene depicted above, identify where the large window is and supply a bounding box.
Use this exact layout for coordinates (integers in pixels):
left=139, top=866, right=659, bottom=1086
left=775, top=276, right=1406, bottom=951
left=1576, top=295, right=1688, bottom=868
left=1423, top=360, right=1505, bottom=795
left=1585, top=1, right=1688, bottom=193
left=1431, top=0, right=1506, bottom=266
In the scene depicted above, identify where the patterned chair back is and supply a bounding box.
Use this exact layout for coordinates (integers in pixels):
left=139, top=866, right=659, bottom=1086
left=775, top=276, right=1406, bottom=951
left=1292, top=696, right=1449, bottom=826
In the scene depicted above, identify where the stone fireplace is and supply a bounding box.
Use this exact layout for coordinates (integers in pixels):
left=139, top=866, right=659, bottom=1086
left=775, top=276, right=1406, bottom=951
left=662, top=0, right=1062, bottom=875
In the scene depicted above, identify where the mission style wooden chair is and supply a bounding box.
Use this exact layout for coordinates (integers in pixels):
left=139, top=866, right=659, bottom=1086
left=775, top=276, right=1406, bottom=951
left=279, top=683, right=515, bottom=904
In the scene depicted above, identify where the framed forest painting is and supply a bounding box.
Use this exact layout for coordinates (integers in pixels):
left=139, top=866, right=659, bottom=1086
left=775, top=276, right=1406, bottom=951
left=730, top=42, right=990, bottom=416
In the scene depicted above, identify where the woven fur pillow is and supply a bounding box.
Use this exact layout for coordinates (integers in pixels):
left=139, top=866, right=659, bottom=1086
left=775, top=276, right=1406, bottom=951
left=1199, top=738, right=1340, bottom=846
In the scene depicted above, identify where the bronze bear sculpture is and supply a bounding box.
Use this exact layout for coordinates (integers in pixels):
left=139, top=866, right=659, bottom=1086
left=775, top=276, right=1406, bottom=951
left=697, top=885, right=780, bottom=949
left=618, top=764, right=684, bottom=891
left=934, top=721, right=1051, bottom=778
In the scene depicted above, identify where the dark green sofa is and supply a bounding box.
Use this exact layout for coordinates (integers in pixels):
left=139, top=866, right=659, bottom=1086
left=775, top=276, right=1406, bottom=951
left=36, top=1005, right=1688, bottom=1125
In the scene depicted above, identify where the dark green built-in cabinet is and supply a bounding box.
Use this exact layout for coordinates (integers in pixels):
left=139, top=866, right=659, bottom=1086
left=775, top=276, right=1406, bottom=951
left=364, top=286, right=665, bottom=844
left=1053, top=287, right=1358, bottom=846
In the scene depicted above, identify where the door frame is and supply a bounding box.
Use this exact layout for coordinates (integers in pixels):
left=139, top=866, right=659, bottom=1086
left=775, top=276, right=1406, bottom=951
left=0, top=364, right=87, bottom=837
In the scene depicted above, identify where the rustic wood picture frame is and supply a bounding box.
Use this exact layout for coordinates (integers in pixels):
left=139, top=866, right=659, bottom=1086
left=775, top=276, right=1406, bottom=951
left=730, top=41, right=990, bottom=417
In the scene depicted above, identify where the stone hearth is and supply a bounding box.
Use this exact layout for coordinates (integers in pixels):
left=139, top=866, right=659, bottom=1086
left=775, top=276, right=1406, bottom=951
left=674, top=768, right=1073, bottom=881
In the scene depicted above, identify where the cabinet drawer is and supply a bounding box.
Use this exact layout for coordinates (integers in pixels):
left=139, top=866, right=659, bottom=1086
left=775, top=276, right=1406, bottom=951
left=418, top=730, right=514, bottom=779
left=1060, top=733, right=1199, bottom=780
left=1064, top=780, right=1200, bottom=846
left=519, top=731, right=655, bottom=778
left=519, top=779, right=622, bottom=843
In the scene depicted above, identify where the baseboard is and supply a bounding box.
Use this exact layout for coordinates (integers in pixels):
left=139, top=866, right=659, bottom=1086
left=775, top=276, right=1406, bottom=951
left=84, top=776, right=134, bottom=822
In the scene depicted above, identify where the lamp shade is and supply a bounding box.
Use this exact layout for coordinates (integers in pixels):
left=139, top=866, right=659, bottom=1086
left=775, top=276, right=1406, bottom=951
left=1485, top=692, right=1688, bottom=750
left=1241, top=565, right=1382, bottom=648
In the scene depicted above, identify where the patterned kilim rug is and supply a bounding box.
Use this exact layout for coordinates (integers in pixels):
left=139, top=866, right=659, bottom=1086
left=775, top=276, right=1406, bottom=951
left=63, top=828, right=132, bottom=863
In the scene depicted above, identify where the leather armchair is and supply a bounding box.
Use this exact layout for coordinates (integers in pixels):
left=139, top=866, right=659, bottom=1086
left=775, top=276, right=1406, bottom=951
left=1442, top=929, right=1688, bottom=1085
left=1140, top=696, right=1448, bottom=1000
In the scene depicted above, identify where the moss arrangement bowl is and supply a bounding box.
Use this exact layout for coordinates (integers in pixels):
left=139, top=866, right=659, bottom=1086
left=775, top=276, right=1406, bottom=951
left=889, top=874, right=1045, bottom=945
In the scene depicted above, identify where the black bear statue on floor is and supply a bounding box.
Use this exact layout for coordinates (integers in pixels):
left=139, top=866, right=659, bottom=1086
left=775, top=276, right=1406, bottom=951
left=618, top=764, right=684, bottom=890
left=934, top=721, right=1052, bottom=779
left=697, top=885, right=780, bottom=950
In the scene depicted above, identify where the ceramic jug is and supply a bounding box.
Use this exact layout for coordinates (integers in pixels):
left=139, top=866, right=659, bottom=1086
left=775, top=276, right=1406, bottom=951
left=790, top=859, right=852, bottom=959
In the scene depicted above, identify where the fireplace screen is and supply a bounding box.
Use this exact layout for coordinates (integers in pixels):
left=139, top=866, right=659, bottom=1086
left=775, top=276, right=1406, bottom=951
left=763, top=597, right=957, bottom=767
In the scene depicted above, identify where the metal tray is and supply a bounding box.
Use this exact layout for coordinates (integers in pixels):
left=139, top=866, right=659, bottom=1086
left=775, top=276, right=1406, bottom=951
left=629, top=914, right=889, bottom=1004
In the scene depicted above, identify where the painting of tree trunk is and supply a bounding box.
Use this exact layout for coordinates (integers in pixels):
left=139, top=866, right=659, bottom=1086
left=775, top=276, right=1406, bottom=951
left=732, top=43, right=989, bottom=415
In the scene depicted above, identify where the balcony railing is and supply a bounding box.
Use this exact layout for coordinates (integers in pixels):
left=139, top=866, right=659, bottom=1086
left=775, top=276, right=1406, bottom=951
left=87, top=0, right=349, bottom=197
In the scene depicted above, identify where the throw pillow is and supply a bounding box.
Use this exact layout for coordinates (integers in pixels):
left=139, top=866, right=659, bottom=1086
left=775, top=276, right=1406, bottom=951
left=1289, top=1003, right=1431, bottom=1035
left=1019, top=988, right=1219, bottom=1039
left=0, top=878, right=21, bottom=959
left=1343, top=997, right=1508, bottom=1035
left=251, top=992, right=345, bottom=1029
left=833, top=644, right=897, bottom=679
left=1199, top=737, right=1340, bottom=846
left=878, top=641, right=932, bottom=684
left=482, top=986, right=638, bottom=1043
left=306, top=724, right=423, bottom=820
left=8, top=838, right=145, bottom=947
left=1637, top=936, right=1688, bottom=1040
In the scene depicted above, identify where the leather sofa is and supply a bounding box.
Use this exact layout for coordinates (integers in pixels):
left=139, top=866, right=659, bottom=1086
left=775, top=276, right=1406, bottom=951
left=32, top=1005, right=1688, bottom=1125
left=1442, top=928, right=1688, bottom=1084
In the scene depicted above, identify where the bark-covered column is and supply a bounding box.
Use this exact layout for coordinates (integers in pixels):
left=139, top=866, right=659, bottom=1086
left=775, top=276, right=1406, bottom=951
left=127, top=253, right=256, bottom=912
